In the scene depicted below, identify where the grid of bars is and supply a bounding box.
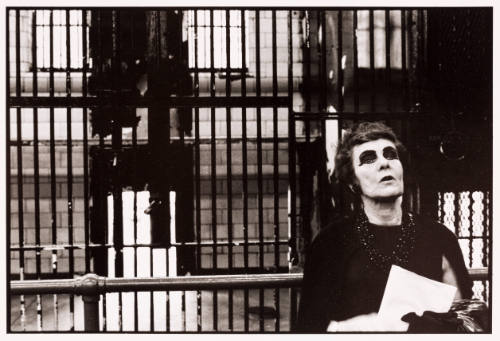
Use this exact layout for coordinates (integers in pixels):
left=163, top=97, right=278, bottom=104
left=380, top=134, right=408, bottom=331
left=7, top=8, right=491, bottom=332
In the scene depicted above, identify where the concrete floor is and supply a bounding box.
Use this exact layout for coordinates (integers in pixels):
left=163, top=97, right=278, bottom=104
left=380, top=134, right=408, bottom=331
left=10, top=288, right=296, bottom=332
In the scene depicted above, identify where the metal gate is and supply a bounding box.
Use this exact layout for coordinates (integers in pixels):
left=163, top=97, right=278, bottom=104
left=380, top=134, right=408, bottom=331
left=7, top=7, right=492, bottom=332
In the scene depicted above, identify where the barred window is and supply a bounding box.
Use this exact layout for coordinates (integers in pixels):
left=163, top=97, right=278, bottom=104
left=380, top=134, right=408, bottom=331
left=186, top=10, right=246, bottom=71
left=35, top=9, right=87, bottom=71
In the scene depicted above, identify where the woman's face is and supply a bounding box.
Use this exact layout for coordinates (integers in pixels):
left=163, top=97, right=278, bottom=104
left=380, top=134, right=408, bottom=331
left=351, top=138, right=404, bottom=201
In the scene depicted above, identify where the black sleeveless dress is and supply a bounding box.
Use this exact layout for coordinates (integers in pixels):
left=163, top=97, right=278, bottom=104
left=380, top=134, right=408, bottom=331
left=295, top=213, right=473, bottom=332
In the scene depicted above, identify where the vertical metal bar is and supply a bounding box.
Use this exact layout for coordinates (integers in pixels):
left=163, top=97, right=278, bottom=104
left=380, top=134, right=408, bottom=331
left=32, top=10, right=43, bottom=331
left=6, top=9, right=11, bottom=333
left=336, top=9, right=343, bottom=210
left=65, top=9, right=75, bottom=330
left=320, top=11, right=327, bottom=115
left=129, top=12, right=138, bottom=327
left=369, top=10, right=375, bottom=112
left=255, top=9, right=265, bottom=331
left=337, top=10, right=344, bottom=147
left=399, top=10, right=408, bottom=147
left=468, top=191, right=474, bottom=268
left=150, top=233, right=154, bottom=332
left=82, top=9, right=91, bottom=273
left=225, top=9, right=234, bottom=332
left=241, top=9, right=250, bottom=332
left=81, top=274, right=100, bottom=332
left=15, top=9, right=26, bottom=331
left=486, top=190, right=491, bottom=310
left=337, top=11, right=344, bottom=113
left=132, top=126, right=138, bottom=332
left=417, top=10, right=424, bottom=105
left=303, top=11, right=311, bottom=139
left=82, top=294, right=100, bottom=332
left=287, top=9, right=298, bottom=331
left=401, top=10, right=408, bottom=111
left=385, top=10, right=391, bottom=112
left=111, top=11, right=124, bottom=331
left=98, top=12, right=106, bottom=331
left=193, top=9, right=203, bottom=333
left=209, top=9, right=218, bottom=331
left=111, top=10, right=123, bottom=280
left=482, top=191, right=488, bottom=268
left=48, top=9, right=59, bottom=329
left=151, top=10, right=170, bottom=331
left=454, top=191, right=460, bottom=238
left=271, top=10, right=280, bottom=332
left=353, top=10, right=359, bottom=112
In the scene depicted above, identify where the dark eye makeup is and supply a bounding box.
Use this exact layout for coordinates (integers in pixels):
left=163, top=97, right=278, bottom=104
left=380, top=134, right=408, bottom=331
left=383, top=147, right=399, bottom=160
left=358, top=147, right=399, bottom=165
left=359, top=150, right=377, bottom=165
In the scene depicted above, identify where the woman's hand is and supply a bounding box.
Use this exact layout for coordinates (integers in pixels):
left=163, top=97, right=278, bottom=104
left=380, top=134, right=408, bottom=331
left=327, top=313, right=409, bottom=332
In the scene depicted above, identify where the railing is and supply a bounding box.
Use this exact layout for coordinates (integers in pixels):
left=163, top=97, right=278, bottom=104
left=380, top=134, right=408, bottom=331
left=10, top=268, right=488, bottom=332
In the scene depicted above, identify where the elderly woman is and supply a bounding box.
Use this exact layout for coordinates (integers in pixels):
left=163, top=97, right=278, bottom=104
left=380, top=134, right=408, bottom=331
left=295, top=122, right=472, bottom=332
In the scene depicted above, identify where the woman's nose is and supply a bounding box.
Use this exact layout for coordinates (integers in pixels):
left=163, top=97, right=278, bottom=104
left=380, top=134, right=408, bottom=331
left=377, top=154, right=390, bottom=168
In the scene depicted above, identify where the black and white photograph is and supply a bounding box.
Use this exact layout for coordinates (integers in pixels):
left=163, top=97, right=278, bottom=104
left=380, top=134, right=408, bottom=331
left=4, top=1, right=493, bottom=334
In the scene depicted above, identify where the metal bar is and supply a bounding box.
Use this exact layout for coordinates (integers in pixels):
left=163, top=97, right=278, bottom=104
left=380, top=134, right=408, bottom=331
left=482, top=191, right=489, bottom=268
left=82, top=9, right=91, bottom=274
left=15, top=9, right=26, bottom=332
left=12, top=273, right=304, bottom=295
left=83, top=294, right=100, bottom=332
left=209, top=9, right=218, bottom=331
left=129, top=12, right=139, bottom=330
left=132, top=127, right=138, bottom=332
left=417, top=10, right=424, bottom=105
left=320, top=10, right=327, bottom=113
left=12, top=239, right=291, bottom=252
left=287, top=9, right=298, bottom=332
left=468, top=191, right=474, bottom=268
left=65, top=9, right=75, bottom=331
left=271, top=9, right=280, bottom=332
left=255, top=9, right=265, bottom=332
left=369, top=9, right=375, bottom=111
left=193, top=9, right=203, bottom=333
left=8, top=96, right=291, bottom=108
left=225, top=9, right=234, bottom=332
left=32, top=10, right=43, bottom=331
left=304, top=10, right=311, bottom=137
left=385, top=9, right=391, bottom=111
left=292, top=111, right=432, bottom=120
left=337, top=10, right=344, bottom=168
left=353, top=9, right=359, bottom=112
left=110, top=10, right=124, bottom=280
left=48, top=9, right=60, bottom=329
left=241, top=9, right=250, bottom=333
left=337, top=10, right=344, bottom=112
left=486, top=190, right=492, bottom=312
left=6, top=10, right=12, bottom=331
left=150, top=236, right=154, bottom=332
left=102, top=293, right=107, bottom=331
left=401, top=10, right=408, bottom=111
left=11, top=268, right=488, bottom=295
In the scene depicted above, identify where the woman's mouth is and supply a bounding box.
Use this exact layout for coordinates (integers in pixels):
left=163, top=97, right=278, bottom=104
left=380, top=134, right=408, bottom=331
left=380, top=175, right=395, bottom=182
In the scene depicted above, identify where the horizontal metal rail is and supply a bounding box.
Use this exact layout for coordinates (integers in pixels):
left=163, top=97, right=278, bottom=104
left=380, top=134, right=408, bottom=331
left=9, top=269, right=488, bottom=331
left=292, top=111, right=435, bottom=120
left=11, top=273, right=303, bottom=295
left=10, top=268, right=488, bottom=296
left=8, top=96, right=290, bottom=108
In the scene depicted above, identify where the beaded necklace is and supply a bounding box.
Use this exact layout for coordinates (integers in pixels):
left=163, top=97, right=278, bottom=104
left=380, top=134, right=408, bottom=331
left=356, top=210, right=417, bottom=272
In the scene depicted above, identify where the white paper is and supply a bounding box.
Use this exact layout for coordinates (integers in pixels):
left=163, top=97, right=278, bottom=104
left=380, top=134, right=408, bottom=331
left=377, top=265, right=457, bottom=331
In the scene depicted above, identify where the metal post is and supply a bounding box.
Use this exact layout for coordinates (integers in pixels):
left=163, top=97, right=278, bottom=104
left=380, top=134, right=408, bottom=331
left=77, top=274, right=101, bottom=332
